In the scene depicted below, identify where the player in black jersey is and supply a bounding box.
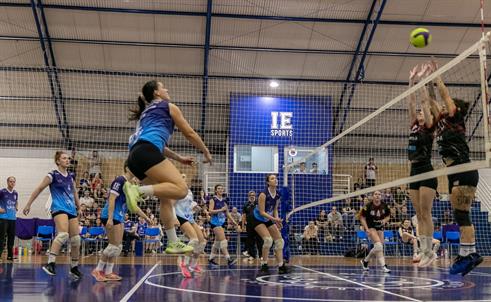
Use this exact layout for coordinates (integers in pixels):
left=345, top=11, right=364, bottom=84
left=407, top=64, right=438, bottom=267
left=398, top=219, right=420, bottom=263
left=427, top=60, right=482, bottom=276
left=358, top=191, right=391, bottom=273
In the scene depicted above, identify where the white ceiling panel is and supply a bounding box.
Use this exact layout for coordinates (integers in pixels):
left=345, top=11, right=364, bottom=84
left=363, top=55, right=405, bottom=81
left=209, top=49, right=257, bottom=76
left=0, top=71, right=50, bottom=97
left=0, top=7, right=38, bottom=36
left=257, top=21, right=315, bottom=49
left=53, top=43, right=202, bottom=73
left=211, top=18, right=262, bottom=47
left=44, top=0, right=207, bottom=12
left=309, top=23, right=361, bottom=51
left=213, top=0, right=370, bottom=20
left=0, top=40, right=43, bottom=66
left=254, top=52, right=307, bottom=77
left=301, top=54, right=351, bottom=80
left=382, top=0, right=430, bottom=22
left=46, top=10, right=204, bottom=44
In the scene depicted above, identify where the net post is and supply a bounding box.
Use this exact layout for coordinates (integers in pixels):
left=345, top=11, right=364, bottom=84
left=479, top=32, right=491, bottom=166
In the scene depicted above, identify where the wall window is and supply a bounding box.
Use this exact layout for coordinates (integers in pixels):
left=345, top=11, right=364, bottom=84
left=285, top=146, right=328, bottom=174
left=234, top=145, right=278, bottom=173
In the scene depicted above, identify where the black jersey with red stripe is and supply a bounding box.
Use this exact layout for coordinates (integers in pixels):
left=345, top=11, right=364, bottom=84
left=435, top=110, right=469, bottom=165
left=408, top=121, right=435, bottom=162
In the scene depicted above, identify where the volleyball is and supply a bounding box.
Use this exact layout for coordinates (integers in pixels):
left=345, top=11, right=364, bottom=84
left=410, top=27, right=432, bottom=48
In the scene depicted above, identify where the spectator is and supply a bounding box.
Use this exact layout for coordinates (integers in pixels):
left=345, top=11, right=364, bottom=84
left=67, top=148, right=79, bottom=176
left=197, top=219, right=209, bottom=240
left=394, top=187, right=407, bottom=209
left=145, top=207, right=153, bottom=218
left=295, top=162, right=307, bottom=173
left=92, top=202, right=102, bottom=219
left=241, top=191, right=262, bottom=261
left=341, top=199, right=356, bottom=229
left=398, top=219, right=420, bottom=262
left=309, top=162, right=318, bottom=174
left=382, top=188, right=394, bottom=205
left=315, top=210, right=328, bottom=242
left=91, top=173, right=103, bottom=192
left=79, top=204, right=89, bottom=220
left=122, top=214, right=139, bottom=256
left=94, top=218, right=103, bottom=228
left=399, top=205, right=409, bottom=221
left=88, top=150, right=102, bottom=177
left=228, top=207, right=242, bottom=231
left=0, top=176, right=18, bottom=262
left=137, top=216, right=148, bottom=238
left=79, top=171, right=90, bottom=190
left=328, top=206, right=343, bottom=239
left=302, top=221, right=319, bottom=255
left=363, top=157, right=377, bottom=187
left=441, top=209, right=453, bottom=225
left=80, top=190, right=95, bottom=208
left=353, top=177, right=364, bottom=191
left=388, top=206, right=401, bottom=229
left=146, top=218, right=162, bottom=254
left=92, top=183, right=106, bottom=204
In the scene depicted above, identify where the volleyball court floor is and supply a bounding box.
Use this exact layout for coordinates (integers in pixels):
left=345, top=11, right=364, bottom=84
left=2, top=256, right=491, bottom=302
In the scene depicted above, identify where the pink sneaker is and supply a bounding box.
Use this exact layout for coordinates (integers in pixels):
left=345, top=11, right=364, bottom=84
left=189, top=264, right=202, bottom=274
left=104, top=272, right=123, bottom=281
left=179, top=262, right=192, bottom=278
left=91, top=269, right=106, bottom=282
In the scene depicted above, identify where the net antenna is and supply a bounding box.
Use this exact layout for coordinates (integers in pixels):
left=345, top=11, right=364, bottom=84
left=285, top=32, right=491, bottom=221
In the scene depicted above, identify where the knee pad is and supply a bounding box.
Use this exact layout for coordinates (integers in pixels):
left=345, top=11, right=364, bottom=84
left=373, top=242, right=383, bottom=253
left=103, top=244, right=121, bottom=258
left=198, top=241, right=207, bottom=254
left=54, top=232, right=69, bottom=246
left=70, top=235, right=81, bottom=249
left=189, top=239, right=199, bottom=253
left=274, top=238, right=284, bottom=253
left=263, top=237, right=273, bottom=250
left=219, top=240, right=228, bottom=250
left=454, top=209, right=472, bottom=226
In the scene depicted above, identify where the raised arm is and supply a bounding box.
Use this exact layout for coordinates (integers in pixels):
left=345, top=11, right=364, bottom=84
left=169, top=103, right=212, bottom=164
left=408, top=65, right=419, bottom=123
left=164, top=147, right=195, bottom=166
left=430, top=60, right=457, bottom=116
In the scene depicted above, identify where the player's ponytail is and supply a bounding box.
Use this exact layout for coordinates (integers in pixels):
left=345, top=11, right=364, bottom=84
left=129, top=80, right=158, bottom=121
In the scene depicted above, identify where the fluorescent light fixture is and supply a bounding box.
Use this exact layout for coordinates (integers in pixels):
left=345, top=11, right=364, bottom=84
left=269, top=80, right=279, bottom=88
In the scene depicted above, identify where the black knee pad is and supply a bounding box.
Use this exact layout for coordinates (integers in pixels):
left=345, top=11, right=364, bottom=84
left=453, top=209, right=472, bottom=226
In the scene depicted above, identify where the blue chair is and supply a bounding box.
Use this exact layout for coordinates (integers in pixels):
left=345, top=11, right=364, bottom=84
left=34, top=225, right=54, bottom=255
left=383, top=230, right=400, bottom=256
left=356, top=230, right=368, bottom=243
left=143, top=227, right=162, bottom=253
left=82, top=227, right=105, bottom=255
left=445, top=231, right=460, bottom=257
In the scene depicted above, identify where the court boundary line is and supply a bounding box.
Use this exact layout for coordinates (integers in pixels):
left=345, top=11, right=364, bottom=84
left=120, top=261, right=160, bottom=302
left=294, top=265, right=423, bottom=302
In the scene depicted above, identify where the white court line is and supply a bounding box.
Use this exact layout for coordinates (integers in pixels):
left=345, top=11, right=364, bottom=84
left=295, top=265, right=423, bottom=302
left=120, top=262, right=160, bottom=302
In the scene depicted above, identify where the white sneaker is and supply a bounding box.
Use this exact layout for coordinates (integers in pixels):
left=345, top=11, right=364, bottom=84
left=360, top=260, right=369, bottom=271
left=418, top=252, right=437, bottom=268
left=242, top=251, right=250, bottom=257
left=382, top=265, right=391, bottom=273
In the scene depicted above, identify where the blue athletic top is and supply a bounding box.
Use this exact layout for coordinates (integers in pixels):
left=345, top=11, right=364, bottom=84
left=253, top=189, right=280, bottom=222
left=100, top=176, right=128, bottom=223
left=48, top=170, right=77, bottom=216
left=124, top=220, right=134, bottom=232
left=175, top=190, right=195, bottom=224
left=128, top=100, right=175, bottom=153
left=0, top=189, right=18, bottom=220
left=137, top=221, right=147, bottom=236
left=210, top=196, right=228, bottom=226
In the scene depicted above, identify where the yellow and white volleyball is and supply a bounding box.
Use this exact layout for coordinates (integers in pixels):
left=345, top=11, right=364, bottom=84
left=410, top=28, right=432, bottom=48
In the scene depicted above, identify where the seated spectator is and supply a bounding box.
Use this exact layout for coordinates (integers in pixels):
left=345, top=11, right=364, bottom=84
left=295, top=162, right=307, bottom=174
left=92, top=202, right=102, bottom=219
left=399, top=205, right=409, bottom=221
left=146, top=218, right=162, bottom=254
left=80, top=190, right=95, bottom=208
left=79, top=171, right=90, bottom=189
left=94, top=218, right=103, bottom=228
left=316, top=210, right=328, bottom=241
left=353, top=177, right=365, bottom=191
left=328, top=206, right=343, bottom=239
left=441, top=209, right=453, bottom=225
left=123, top=214, right=138, bottom=256
left=393, top=187, right=407, bottom=210
left=79, top=204, right=89, bottom=220
left=145, top=207, right=153, bottom=218
left=302, top=221, right=319, bottom=255
left=309, top=162, right=318, bottom=174
left=93, top=183, right=107, bottom=204
left=398, top=219, right=420, bottom=262
left=88, top=150, right=102, bottom=177
left=228, top=207, right=242, bottom=231
left=388, top=206, right=401, bottom=229
left=341, top=199, right=356, bottom=229
left=91, top=173, right=103, bottom=191
left=382, top=188, right=394, bottom=204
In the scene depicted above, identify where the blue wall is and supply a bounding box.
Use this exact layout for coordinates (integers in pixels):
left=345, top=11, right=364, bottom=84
left=228, top=94, right=333, bottom=215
